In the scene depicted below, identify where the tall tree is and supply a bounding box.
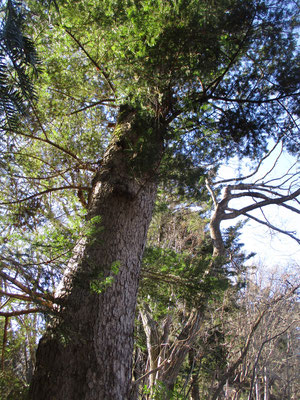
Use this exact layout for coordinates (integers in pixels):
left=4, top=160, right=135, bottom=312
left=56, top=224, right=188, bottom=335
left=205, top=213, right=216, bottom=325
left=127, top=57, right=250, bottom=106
left=0, top=0, right=298, bottom=398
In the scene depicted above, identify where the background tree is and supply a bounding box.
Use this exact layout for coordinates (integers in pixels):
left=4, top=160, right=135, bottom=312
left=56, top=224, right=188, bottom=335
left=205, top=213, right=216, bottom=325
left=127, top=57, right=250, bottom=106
left=214, top=269, right=300, bottom=400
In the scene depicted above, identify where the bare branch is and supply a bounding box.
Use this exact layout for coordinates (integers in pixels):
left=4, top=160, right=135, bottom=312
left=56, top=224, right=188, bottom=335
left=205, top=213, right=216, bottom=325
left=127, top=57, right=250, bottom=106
left=243, top=212, right=300, bottom=245
left=248, top=321, right=297, bottom=400
left=215, top=138, right=282, bottom=185
left=225, top=188, right=300, bottom=213
left=207, top=150, right=300, bottom=258
left=254, top=142, right=283, bottom=184
left=132, top=359, right=168, bottom=386
left=211, top=284, right=299, bottom=400
left=211, top=310, right=267, bottom=400
left=0, top=290, right=54, bottom=309
left=262, top=160, right=299, bottom=186
left=223, top=188, right=300, bottom=220
left=0, top=290, right=35, bottom=302
left=277, top=99, right=299, bottom=130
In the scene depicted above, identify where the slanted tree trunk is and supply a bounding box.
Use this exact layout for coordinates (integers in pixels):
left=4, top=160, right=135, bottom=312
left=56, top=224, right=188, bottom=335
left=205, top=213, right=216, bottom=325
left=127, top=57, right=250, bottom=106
left=138, top=303, right=204, bottom=398
left=29, top=108, right=164, bottom=400
left=140, top=304, right=161, bottom=394
left=158, top=309, right=203, bottom=394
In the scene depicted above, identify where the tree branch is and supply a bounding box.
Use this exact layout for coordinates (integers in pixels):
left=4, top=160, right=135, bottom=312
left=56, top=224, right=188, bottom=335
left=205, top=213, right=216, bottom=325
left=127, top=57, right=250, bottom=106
left=247, top=322, right=297, bottom=400
left=0, top=269, right=54, bottom=306
left=206, top=179, right=218, bottom=207
left=211, top=310, right=266, bottom=400
left=0, top=308, right=42, bottom=317
left=3, top=128, right=94, bottom=170
left=214, top=138, right=282, bottom=185
left=210, top=92, right=299, bottom=105
left=1, top=316, right=9, bottom=371
left=69, top=98, right=117, bottom=115
left=0, top=185, right=89, bottom=205
left=0, top=290, right=53, bottom=309
left=132, top=359, right=169, bottom=386
left=223, top=188, right=300, bottom=220
left=243, top=212, right=300, bottom=245
left=64, top=28, right=116, bottom=96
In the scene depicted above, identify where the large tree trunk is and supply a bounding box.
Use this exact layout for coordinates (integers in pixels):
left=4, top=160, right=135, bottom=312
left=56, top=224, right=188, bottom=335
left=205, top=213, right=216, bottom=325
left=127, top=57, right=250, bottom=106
left=29, top=108, right=164, bottom=399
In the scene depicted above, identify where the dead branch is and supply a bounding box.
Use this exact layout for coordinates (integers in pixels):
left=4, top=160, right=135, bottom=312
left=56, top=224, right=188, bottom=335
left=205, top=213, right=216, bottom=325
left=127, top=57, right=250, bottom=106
left=206, top=148, right=300, bottom=257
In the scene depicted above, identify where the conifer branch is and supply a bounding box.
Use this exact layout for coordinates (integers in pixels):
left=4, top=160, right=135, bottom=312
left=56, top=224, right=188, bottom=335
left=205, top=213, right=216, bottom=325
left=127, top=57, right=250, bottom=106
left=64, top=28, right=116, bottom=96
left=0, top=185, right=90, bottom=205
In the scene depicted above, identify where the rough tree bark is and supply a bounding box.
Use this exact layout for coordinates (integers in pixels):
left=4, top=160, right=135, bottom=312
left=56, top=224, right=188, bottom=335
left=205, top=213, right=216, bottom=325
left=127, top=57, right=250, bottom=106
left=29, top=108, right=164, bottom=400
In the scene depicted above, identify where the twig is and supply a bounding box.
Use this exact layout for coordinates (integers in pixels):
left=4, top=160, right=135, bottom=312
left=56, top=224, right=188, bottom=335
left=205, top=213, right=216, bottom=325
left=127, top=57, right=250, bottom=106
left=214, top=138, right=282, bottom=185
left=243, top=212, right=300, bottom=245
left=132, top=359, right=168, bottom=386
left=247, top=322, right=297, bottom=400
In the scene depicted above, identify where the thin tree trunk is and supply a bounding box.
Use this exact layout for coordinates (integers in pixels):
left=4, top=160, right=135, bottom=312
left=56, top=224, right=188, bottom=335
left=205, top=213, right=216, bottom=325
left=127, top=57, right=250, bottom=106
left=189, top=349, right=200, bottom=400
left=29, top=108, right=164, bottom=399
left=255, top=374, right=260, bottom=400
left=158, top=308, right=203, bottom=393
left=140, top=304, right=161, bottom=393
left=263, top=367, right=269, bottom=400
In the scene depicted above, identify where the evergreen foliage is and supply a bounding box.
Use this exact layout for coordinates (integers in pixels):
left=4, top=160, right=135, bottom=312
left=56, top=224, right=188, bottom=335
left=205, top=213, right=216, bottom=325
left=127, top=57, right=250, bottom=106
left=0, top=0, right=40, bottom=129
